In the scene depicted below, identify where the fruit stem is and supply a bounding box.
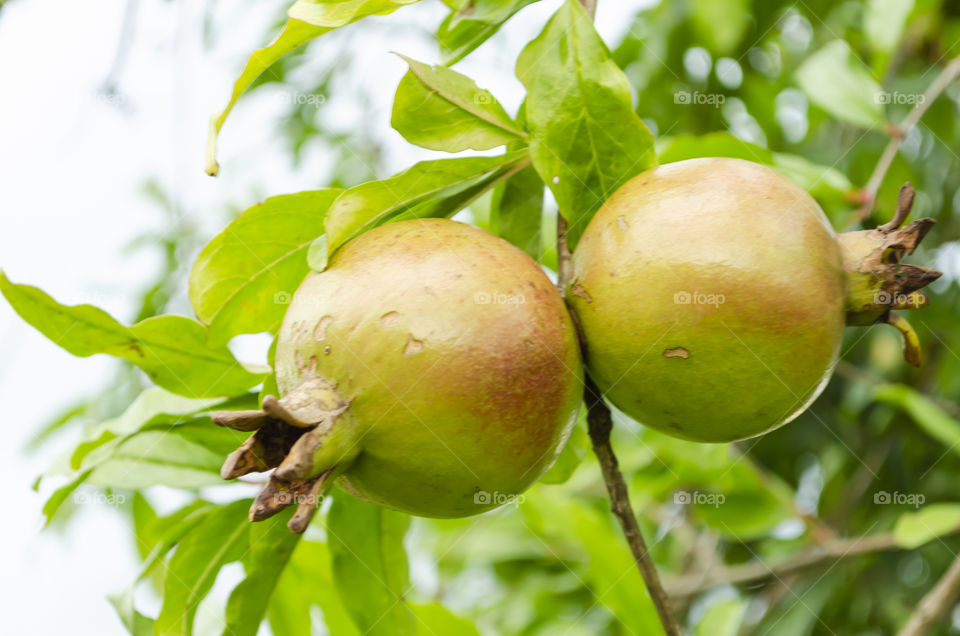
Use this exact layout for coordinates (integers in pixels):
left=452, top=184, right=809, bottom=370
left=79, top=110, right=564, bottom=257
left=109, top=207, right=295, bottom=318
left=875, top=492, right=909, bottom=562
left=887, top=312, right=923, bottom=367
left=838, top=183, right=941, bottom=365
left=585, top=377, right=683, bottom=636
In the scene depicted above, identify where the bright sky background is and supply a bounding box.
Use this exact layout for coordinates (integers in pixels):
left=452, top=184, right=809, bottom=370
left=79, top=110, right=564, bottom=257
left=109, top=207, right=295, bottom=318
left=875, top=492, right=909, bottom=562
left=0, top=0, right=647, bottom=632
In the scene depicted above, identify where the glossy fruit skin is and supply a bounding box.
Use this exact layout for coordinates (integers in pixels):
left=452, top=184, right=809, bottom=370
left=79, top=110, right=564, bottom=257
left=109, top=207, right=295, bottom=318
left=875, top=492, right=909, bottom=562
left=568, top=158, right=846, bottom=442
left=276, top=219, right=583, bottom=517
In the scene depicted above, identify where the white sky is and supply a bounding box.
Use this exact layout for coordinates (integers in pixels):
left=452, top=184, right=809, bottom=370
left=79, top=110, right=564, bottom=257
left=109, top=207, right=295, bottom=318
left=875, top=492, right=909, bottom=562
left=0, top=0, right=645, bottom=632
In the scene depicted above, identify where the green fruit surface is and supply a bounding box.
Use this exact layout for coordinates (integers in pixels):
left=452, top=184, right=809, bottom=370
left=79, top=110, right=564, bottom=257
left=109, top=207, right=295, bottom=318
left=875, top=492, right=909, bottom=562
left=568, top=158, right=846, bottom=442
left=276, top=219, right=583, bottom=516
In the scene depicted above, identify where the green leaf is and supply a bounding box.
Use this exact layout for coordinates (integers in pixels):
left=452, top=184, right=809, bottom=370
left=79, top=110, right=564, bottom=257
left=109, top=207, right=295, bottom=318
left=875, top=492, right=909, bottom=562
left=795, top=40, right=886, bottom=129
left=412, top=603, right=481, bottom=635
left=516, top=0, right=656, bottom=248
left=325, top=151, right=529, bottom=255
left=437, top=0, right=540, bottom=65
left=222, top=509, right=302, bottom=636
left=391, top=54, right=524, bottom=152
left=865, top=0, right=914, bottom=55
left=156, top=500, right=251, bottom=636
left=113, top=501, right=216, bottom=635
left=657, top=131, right=773, bottom=164
left=189, top=190, right=341, bottom=345
left=696, top=599, right=747, bottom=636
left=689, top=0, right=749, bottom=55
left=489, top=162, right=544, bottom=259
left=327, top=492, right=414, bottom=636
left=269, top=540, right=361, bottom=636
left=874, top=384, right=960, bottom=453
left=894, top=504, right=960, bottom=549
left=0, top=272, right=263, bottom=398
left=206, top=0, right=420, bottom=175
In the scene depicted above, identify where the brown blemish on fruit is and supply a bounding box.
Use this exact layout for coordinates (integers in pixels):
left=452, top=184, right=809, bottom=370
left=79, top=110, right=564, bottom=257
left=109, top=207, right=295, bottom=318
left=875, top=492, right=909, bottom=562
left=570, top=282, right=592, bottom=303
left=307, top=355, right=318, bottom=374
left=294, top=350, right=306, bottom=372
left=313, top=315, right=333, bottom=342
left=380, top=311, right=400, bottom=326
left=323, top=345, right=332, bottom=355
left=663, top=347, right=690, bottom=359
left=403, top=335, right=424, bottom=356
left=617, top=215, right=629, bottom=232
left=524, top=339, right=536, bottom=349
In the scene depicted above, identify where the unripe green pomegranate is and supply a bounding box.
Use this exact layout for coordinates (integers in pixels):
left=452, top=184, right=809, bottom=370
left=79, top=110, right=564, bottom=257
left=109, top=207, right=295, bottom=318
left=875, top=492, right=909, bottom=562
left=216, top=219, right=583, bottom=526
left=567, top=158, right=939, bottom=443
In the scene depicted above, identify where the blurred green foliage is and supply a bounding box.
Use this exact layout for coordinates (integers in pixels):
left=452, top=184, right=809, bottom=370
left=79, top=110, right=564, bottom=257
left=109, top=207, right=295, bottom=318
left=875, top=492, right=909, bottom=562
left=11, top=0, right=960, bottom=634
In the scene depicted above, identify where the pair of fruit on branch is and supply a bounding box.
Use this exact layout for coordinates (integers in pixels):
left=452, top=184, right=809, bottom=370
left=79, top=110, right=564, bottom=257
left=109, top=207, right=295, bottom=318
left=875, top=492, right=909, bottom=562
left=215, top=157, right=941, bottom=531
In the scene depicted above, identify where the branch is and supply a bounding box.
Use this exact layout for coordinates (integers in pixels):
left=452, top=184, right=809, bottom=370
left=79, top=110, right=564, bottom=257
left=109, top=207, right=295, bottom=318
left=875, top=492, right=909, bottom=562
left=852, top=56, right=960, bottom=224
left=665, top=525, right=960, bottom=600
left=584, top=378, right=683, bottom=635
left=898, top=553, right=960, bottom=636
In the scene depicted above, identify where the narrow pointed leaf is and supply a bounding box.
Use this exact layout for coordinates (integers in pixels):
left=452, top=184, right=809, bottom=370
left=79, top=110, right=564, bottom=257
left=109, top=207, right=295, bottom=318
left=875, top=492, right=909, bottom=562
left=0, top=272, right=263, bottom=397
left=391, top=54, right=524, bottom=152
left=222, top=509, right=302, bottom=636
left=328, top=493, right=414, bottom=636
left=325, top=151, right=528, bottom=255
left=189, top=189, right=341, bottom=345
left=437, top=0, right=540, bottom=65
left=207, top=0, right=420, bottom=175
left=155, top=500, right=251, bottom=636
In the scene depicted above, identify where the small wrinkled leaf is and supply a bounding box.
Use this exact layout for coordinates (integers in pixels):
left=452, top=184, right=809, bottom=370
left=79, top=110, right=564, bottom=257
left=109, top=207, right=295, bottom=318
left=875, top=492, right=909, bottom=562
left=0, top=272, right=263, bottom=398
left=795, top=40, right=886, bottom=129
left=156, top=500, right=251, bottom=636
left=437, top=0, right=540, bottom=65
left=875, top=384, right=960, bottom=454
left=516, top=0, right=656, bottom=248
left=325, top=151, right=528, bottom=255
left=223, top=509, right=302, bottom=636
left=328, top=492, right=414, bottom=636
left=189, top=190, right=341, bottom=345
left=391, top=54, right=524, bottom=152
left=207, top=1, right=420, bottom=175
left=894, top=504, right=960, bottom=549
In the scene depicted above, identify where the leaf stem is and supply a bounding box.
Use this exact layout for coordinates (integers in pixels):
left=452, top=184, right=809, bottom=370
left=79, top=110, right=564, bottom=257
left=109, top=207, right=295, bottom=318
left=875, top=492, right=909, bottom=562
left=850, top=56, right=960, bottom=225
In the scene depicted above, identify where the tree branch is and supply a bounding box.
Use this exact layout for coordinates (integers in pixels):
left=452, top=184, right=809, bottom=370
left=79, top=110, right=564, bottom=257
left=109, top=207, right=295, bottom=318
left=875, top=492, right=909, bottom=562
left=898, top=553, right=960, bottom=636
left=584, top=378, right=683, bottom=635
left=851, top=56, right=960, bottom=224
left=665, top=525, right=960, bottom=600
